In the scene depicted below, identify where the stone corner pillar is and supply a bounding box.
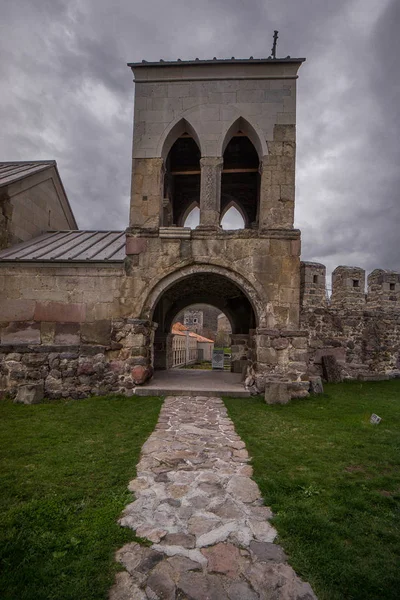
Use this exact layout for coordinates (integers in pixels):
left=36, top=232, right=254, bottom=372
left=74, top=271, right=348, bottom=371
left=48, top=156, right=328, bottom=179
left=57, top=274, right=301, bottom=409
left=129, top=157, right=165, bottom=229
left=258, top=147, right=295, bottom=230
left=198, top=157, right=224, bottom=230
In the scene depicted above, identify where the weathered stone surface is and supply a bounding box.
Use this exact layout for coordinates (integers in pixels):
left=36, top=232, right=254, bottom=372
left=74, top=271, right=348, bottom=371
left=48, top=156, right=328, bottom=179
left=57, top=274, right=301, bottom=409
left=201, top=543, right=241, bottom=578
left=54, top=323, right=80, bottom=345
left=314, top=347, right=345, bottom=364
left=249, top=541, right=287, bottom=562
left=245, top=562, right=317, bottom=600
left=0, top=299, right=35, bottom=322
left=146, top=562, right=176, bottom=599
left=309, top=376, right=324, bottom=395
left=131, top=364, right=153, bottom=385
left=14, top=383, right=44, bottom=404
left=135, top=525, right=167, bottom=543
left=177, top=571, right=229, bottom=600
left=34, top=302, right=86, bottom=323
left=1, top=322, right=41, bottom=345
left=322, top=354, right=343, bottom=383
left=162, top=532, right=196, bottom=548
left=226, top=476, right=260, bottom=503
left=265, top=382, right=290, bottom=405
left=81, top=320, right=111, bottom=345
left=167, top=555, right=202, bottom=573
left=108, top=572, right=146, bottom=600
left=228, top=581, right=259, bottom=600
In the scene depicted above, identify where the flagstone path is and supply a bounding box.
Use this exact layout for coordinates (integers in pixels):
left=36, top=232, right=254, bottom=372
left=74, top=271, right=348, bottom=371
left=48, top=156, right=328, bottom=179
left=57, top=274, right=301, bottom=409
left=110, top=396, right=317, bottom=600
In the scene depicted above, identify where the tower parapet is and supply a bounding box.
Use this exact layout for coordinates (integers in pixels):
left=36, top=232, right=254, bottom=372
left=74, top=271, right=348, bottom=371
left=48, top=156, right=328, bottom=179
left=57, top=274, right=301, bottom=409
left=300, top=262, right=327, bottom=308
left=331, top=266, right=365, bottom=309
left=367, top=269, right=400, bottom=311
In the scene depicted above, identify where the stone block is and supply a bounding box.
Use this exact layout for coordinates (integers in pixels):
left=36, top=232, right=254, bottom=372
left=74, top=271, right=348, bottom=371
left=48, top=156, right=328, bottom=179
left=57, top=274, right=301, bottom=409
left=258, top=347, right=277, bottom=365
left=54, top=323, right=80, bottom=345
left=131, top=364, right=153, bottom=385
left=265, top=382, right=290, bottom=404
left=309, top=376, right=324, bottom=394
left=40, top=322, right=55, bottom=344
left=322, top=355, right=343, bottom=383
left=315, top=347, right=345, bottom=364
left=34, top=302, right=86, bottom=323
left=291, top=336, right=308, bottom=349
left=0, top=299, right=36, bottom=322
left=81, top=320, right=111, bottom=345
left=14, top=383, right=44, bottom=404
left=125, top=237, right=147, bottom=255
left=1, top=322, right=41, bottom=345
left=271, top=337, right=289, bottom=350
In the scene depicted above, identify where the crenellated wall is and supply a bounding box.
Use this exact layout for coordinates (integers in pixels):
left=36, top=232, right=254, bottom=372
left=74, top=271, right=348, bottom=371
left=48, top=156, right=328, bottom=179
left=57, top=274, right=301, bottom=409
left=300, top=262, right=400, bottom=379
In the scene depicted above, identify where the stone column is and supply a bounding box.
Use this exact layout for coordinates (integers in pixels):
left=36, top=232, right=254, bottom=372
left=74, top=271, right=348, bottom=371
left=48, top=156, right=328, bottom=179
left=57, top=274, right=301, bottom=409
left=198, top=157, right=223, bottom=229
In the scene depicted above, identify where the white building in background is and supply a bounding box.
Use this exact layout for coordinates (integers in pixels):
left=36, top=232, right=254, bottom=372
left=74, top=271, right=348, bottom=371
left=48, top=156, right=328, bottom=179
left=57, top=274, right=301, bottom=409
left=171, top=323, right=214, bottom=367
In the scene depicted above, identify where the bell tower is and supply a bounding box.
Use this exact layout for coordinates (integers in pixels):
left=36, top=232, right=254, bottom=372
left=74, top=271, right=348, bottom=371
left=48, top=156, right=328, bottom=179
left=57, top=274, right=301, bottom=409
left=125, top=55, right=308, bottom=381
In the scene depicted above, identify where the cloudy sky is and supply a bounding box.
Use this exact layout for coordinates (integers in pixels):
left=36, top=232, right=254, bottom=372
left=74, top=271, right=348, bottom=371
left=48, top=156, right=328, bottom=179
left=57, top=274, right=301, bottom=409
left=1, top=0, right=399, bottom=282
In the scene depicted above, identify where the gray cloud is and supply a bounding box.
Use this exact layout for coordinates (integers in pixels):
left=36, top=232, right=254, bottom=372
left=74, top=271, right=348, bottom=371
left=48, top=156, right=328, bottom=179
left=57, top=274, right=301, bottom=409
left=0, top=0, right=398, bottom=281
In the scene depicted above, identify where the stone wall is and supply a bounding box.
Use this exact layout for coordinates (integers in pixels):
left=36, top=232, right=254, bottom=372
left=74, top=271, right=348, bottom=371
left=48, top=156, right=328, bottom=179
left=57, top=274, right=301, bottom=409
left=0, top=264, right=124, bottom=325
left=0, top=319, right=156, bottom=399
left=300, top=263, right=400, bottom=380
left=0, top=264, right=158, bottom=398
left=126, top=228, right=301, bottom=331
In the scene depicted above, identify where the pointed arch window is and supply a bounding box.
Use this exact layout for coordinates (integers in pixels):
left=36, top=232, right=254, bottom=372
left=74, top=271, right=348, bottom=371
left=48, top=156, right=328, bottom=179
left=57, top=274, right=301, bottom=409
left=220, top=118, right=261, bottom=229
left=162, top=119, right=201, bottom=227
left=182, top=203, right=200, bottom=228
left=220, top=201, right=246, bottom=230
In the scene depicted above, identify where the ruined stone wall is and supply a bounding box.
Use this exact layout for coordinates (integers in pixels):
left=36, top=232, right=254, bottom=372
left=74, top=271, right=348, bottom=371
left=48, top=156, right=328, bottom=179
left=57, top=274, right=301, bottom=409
left=0, top=319, right=156, bottom=399
left=300, top=263, right=400, bottom=379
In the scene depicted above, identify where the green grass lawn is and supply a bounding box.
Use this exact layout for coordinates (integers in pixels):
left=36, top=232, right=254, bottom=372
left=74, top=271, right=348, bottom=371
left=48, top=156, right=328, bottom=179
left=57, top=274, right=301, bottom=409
left=0, top=395, right=162, bottom=600
left=224, top=381, right=400, bottom=600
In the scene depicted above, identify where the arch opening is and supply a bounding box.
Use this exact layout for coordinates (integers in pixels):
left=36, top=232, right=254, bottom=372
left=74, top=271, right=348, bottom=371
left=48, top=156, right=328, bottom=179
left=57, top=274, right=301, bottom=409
left=182, top=204, right=200, bottom=228
left=162, top=121, right=201, bottom=227
left=221, top=122, right=260, bottom=229
left=220, top=202, right=246, bottom=230
left=150, top=271, right=257, bottom=371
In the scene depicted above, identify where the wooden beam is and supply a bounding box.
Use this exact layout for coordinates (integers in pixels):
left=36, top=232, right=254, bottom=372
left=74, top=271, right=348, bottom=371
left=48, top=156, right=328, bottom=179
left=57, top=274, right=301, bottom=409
left=170, top=170, right=201, bottom=175
left=223, top=168, right=258, bottom=173
left=170, top=168, right=258, bottom=176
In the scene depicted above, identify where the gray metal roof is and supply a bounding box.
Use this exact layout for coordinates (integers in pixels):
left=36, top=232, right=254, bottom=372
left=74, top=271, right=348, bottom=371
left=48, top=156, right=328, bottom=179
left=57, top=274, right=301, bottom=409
left=0, top=231, right=126, bottom=263
left=0, top=161, right=56, bottom=187
left=128, top=57, right=306, bottom=68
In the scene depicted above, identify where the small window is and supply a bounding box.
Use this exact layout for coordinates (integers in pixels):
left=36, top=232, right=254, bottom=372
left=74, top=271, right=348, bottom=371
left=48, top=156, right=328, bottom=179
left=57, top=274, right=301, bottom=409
left=353, top=279, right=359, bottom=288
left=390, top=283, right=395, bottom=291
left=313, top=275, right=318, bottom=284
left=193, top=318, right=198, bottom=323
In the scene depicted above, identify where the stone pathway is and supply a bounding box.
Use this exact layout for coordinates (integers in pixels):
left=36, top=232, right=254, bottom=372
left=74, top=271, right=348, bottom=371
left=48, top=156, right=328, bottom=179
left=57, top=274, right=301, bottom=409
left=110, top=396, right=317, bottom=600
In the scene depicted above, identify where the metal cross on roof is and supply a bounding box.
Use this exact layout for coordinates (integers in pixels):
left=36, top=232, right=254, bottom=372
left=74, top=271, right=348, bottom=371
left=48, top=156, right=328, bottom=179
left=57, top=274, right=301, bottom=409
left=271, top=30, right=279, bottom=59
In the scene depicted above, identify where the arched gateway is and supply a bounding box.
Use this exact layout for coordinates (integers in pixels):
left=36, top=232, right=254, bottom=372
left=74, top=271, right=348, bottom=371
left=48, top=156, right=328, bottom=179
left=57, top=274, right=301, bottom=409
left=144, top=265, right=259, bottom=371
left=125, top=55, right=308, bottom=388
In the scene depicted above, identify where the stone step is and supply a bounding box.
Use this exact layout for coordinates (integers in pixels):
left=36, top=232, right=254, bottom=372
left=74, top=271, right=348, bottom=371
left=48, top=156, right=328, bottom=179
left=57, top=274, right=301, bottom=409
left=134, top=386, right=250, bottom=398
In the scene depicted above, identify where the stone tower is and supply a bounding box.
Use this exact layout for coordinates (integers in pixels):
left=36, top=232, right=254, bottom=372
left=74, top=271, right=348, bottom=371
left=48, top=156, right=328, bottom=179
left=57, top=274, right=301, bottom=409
left=124, top=56, right=308, bottom=379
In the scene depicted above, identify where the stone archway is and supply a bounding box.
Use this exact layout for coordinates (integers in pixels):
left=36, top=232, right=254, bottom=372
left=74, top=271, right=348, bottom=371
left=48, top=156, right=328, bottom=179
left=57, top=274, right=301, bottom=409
left=143, top=265, right=262, bottom=372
